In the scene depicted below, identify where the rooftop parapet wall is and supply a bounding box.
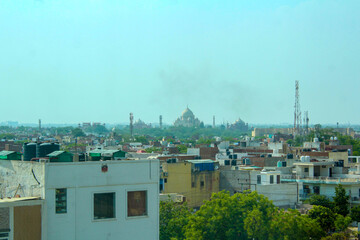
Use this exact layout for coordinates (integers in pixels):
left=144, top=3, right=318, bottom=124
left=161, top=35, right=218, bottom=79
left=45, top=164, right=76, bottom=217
left=0, top=161, right=45, bottom=199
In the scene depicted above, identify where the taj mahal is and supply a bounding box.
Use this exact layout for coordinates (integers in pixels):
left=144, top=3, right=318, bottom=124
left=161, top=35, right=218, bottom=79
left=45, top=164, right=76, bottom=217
left=174, top=107, right=203, bottom=127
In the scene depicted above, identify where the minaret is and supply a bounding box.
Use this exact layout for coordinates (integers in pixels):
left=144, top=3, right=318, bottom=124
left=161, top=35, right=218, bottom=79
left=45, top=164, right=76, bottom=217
left=130, top=113, right=134, bottom=139
left=38, top=119, right=41, bottom=135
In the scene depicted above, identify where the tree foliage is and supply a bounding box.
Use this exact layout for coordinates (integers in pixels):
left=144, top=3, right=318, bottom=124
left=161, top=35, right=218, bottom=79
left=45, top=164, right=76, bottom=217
left=184, top=191, right=276, bottom=240
left=350, top=206, right=360, bottom=222
left=71, top=128, right=85, bottom=137
left=159, top=191, right=352, bottom=240
left=334, top=214, right=352, bottom=232
left=333, top=184, right=349, bottom=216
left=160, top=200, right=192, bottom=240
left=307, top=194, right=334, bottom=209
left=270, top=209, right=324, bottom=240
left=308, top=206, right=337, bottom=233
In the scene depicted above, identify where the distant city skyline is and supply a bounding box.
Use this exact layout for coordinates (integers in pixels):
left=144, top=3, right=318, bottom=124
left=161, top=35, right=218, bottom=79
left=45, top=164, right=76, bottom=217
left=1, top=0, right=359, bottom=124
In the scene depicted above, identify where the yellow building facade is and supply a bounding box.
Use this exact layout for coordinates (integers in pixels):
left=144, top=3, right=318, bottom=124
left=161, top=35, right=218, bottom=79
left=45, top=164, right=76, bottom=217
left=162, top=160, right=220, bottom=209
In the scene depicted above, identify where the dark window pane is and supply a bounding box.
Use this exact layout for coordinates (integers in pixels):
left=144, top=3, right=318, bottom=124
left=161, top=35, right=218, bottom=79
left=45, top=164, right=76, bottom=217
left=94, top=193, right=115, bottom=220
left=257, top=175, right=261, bottom=184
left=128, top=191, right=147, bottom=217
left=55, top=188, right=67, bottom=214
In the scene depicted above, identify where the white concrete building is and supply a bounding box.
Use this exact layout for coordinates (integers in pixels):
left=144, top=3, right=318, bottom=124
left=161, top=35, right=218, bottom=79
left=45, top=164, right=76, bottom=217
left=0, top=159, right=159, bottom=240
left=219, top=167, right=298, bottom=208
left=281, top=160, right=360, bottom=203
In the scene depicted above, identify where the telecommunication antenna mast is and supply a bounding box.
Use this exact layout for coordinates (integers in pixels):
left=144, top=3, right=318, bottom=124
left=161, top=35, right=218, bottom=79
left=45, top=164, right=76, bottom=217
left=130, top=113, right=134, bottom=139
left=159, top=115, right=163, bottom=129
left=213, top=116, right=215, bottom=128
left=294, top=80, right=302, bottom=136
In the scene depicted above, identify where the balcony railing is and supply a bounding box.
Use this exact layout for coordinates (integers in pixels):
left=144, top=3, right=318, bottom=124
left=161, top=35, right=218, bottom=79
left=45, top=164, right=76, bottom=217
left=281, top=175, right=360, bottom=184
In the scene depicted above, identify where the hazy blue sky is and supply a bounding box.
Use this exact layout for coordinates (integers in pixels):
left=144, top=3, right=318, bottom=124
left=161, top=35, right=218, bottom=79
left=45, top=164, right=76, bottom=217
left=1, top=0, right=359, bottom=125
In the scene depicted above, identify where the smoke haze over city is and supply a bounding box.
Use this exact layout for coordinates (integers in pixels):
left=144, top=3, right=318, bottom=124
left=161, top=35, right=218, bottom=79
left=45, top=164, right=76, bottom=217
left=1, top=0, right=359, bottom=125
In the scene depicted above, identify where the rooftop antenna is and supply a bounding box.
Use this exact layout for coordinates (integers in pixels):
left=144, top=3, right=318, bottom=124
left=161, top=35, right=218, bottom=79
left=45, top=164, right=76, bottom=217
left=130, top=113, right=134, bottom=140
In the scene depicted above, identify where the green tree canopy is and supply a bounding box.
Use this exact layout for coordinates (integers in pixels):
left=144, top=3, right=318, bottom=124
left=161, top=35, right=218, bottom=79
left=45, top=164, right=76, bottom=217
left=270, top=209, right=325, bottom=240
left=350, top=206, right=360, bottom=222
left=308, top=206, right=336, bottom=233
left=71, top=128, right=85, bottom=137
left=160, top=200, right=192, bottom=240
left=307, top=194, right=334, bottom=209
left=184, top=191, right=276, bottom=240
left=333, top=184, right=349, bottom=216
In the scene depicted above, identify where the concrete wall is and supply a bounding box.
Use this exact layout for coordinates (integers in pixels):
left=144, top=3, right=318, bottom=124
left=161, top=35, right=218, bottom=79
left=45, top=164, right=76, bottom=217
left=44, top=160, right=159, bottom=240
left=220, top=169, right=258, bottom=194
left=254, top=183, right=298, bottom=208
left=0, top=161, right=45, bottom=199
left=329, top=152, right=349, bottom=166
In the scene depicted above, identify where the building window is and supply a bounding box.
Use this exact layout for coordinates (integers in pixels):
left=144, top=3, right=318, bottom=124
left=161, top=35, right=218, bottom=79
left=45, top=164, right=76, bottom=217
left=257, top=175, right=261, bottom=184
left=200, top=181, right=204, bottom=187
left=94, top=192, right=115, bottom=220
left=313, top=186, right=320, bottom=195
left=191, top=182, right=195, bottom=188
left=128, top=191, right=147, bottom=217
left=304, top=168, right=309, bottom=173
left=164, top=178, right=167, bottom=183
left=55, top=188, right=67, bottom=214
left=270, top=175, right=274, bottom=184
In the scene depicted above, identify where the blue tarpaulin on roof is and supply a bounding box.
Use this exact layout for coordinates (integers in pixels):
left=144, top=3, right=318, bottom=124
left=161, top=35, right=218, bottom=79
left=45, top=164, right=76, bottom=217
left=194, top=162, right=214, bottom=171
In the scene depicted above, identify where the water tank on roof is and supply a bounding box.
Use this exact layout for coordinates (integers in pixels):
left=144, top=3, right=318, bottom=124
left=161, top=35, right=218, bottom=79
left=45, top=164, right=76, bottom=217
left=277, top=161, right=282, bottom=168
left=23, top=143, right=37, bottom=161
left=224, top=160, right=230, bottom=166
left=287, top=154, right=293, bottom=159
left=243, top=158, right=251, bottom=165
left=37, top=142, right=60, bottom=158
left=314, top=138, right=319, bottom=142
left=300, top=156, right=306, bottom=162
left=231, top=160, right=237, bottom=166
left=334, top=137, right=338, bottom=141
left=330, top=137, right=334, bottom=141
left=305, top=156, right=311, bottom=162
